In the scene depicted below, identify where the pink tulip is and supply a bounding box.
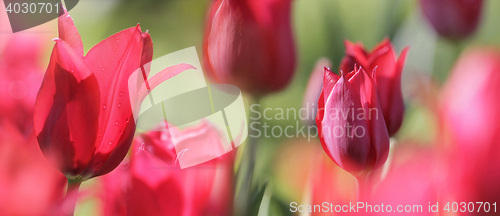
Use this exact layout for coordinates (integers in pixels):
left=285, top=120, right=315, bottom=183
left=369, top=146, right=443, bottom=216
left=439, top=48, right=500, bottom=206
left=203, top=0, right=296, bottom=96
left=101, top=121, right=234, bottom=216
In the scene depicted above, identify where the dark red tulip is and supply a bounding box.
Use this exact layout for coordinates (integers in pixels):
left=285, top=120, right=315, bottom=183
left=419, top=0, right=484, bottom=39
left=33, top=9, right=194, bottom=181
left=316, top=66, right=389, bottom=177
left=440, top=48, right=500, bottom=208
left=101, top=122, right=234, bottom=216
left=340, top=39, right=408, bottom=136
left=203, top=0, right=296, bottom=96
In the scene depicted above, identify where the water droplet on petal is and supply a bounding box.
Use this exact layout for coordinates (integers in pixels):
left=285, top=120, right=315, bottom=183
left=102, top=105, right=107, bottom=109
left=116, top=39, right=120, bottom=43
left=115, top=121, right=119, bottom=126
left=126, top=118, right=130, bottom=123
left=109, top=141, right=112, bottom=145
left=101, top=67, right=105, bottom=71
left=119, top=91, right=123, bottom=96
left=112, top=48, right=116, bottom=51
left=140, top=143, right=145, bottom=150
left=170, top=74, right=174, bottom=78
left=70, top=70, right=74, bottom=73
left=118, top=103, right=121, bottom=108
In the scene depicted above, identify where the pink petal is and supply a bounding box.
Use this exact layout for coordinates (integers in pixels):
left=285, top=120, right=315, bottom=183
left=58, top=7, right=83, bottom=57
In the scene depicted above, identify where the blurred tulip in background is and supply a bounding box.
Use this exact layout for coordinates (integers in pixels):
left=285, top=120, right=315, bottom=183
left=203, top=0, right=296, bottom=96
left=419, top=0, right=484, bottom=39
left=440, top=48, right=500, bottom=209
left=101, top=122, right=234, bottom=216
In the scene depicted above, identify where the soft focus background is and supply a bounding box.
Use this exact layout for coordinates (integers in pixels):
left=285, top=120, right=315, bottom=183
left=1, top=0, right=500, bottom=215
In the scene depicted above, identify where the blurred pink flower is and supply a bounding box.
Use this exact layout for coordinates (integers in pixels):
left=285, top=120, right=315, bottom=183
left=0, top=121, right=67, bottom=216
left=419, top=0, right=484, bottom=39
left=0, top=35, right=44, bottom=134
left=340, top=39, right=408, bottom=136
left=440, top=48, right=500, bottom=207
left=101, top=122, right=234, bottom=216
left=369, top=146, right=444, bottom=216
left=308, top=145, right=444, bottom=216
left=203, top=0, right=296, bottom=96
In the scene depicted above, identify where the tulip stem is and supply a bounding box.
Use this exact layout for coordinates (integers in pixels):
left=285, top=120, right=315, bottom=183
left=356, top=175, right=370, bottom=202
left=65, top=179, right=81, bottom=216
left=235, top=97, right=261, bottom=216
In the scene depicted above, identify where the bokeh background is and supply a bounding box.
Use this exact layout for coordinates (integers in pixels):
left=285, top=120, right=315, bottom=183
left=1, top=0, right=500, bottom=215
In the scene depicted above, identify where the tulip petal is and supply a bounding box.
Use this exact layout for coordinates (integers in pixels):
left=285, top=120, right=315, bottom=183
left=322, top=75, right=370, bottom=175
left=82, top=25, right=149, bottom=170
left=349, top=68, right=390, bottom=172
left=322, top=67, right=340, bottom=106
left=34, top=40, right=100, bottom=177
left=342, top=40, right=369, bottom=70
left=58, top=7, right=83, bottom=57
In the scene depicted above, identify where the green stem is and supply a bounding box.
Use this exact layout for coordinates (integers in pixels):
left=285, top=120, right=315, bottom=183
left=235, top=97, right=261, bottom=216
left=356, top=175, right=370, bottom=203
left=65, top=179, right=82, bottom=216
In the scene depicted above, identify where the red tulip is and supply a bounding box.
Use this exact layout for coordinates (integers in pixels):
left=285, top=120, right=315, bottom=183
left=340, top=39, right=408, bottom=136
left=101, top=121, right=234, bottom=216
left=33, top=8, right=194, bottom=181
left=419, top=0, right=484, bottom=39
left=203, top=0, right=296, bottom=96
left=316, top=66, right=389, bottom=177
left=439, top=48, right=500, bottom=207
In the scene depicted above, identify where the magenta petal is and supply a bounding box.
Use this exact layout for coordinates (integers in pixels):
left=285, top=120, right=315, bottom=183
left=322, top=75, right=370, bottom=175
